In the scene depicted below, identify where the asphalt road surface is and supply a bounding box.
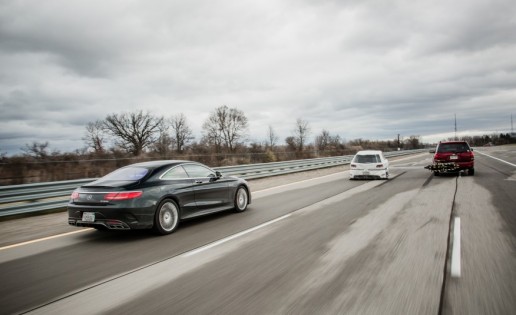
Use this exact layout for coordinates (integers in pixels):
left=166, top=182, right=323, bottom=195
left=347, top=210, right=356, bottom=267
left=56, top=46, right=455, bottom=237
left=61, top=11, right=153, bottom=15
left=0, top=147, right=515, bottom=315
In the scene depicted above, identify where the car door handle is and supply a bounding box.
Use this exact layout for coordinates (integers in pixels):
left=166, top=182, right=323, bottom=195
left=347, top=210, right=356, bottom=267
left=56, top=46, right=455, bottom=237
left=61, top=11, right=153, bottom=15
left=195, top=180, right=203, bottom=184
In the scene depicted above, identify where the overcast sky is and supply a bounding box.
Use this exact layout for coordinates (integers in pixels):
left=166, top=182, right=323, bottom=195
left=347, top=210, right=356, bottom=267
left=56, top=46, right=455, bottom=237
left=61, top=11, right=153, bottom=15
left=1, top=0, right=515, bottom=155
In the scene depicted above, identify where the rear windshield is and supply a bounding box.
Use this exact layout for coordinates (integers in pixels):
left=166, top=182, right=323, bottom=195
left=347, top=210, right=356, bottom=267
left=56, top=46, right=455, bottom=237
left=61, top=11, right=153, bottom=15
left=102, top=167, right=149, bottom=181
left=437, top=143, right=470, bottom=153
left=354, top=154, right=381, bottom=163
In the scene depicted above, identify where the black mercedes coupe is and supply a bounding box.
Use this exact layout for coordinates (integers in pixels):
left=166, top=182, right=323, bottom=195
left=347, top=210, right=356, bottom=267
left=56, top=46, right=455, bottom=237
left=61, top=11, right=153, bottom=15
left=68, top=160, right=251, bottom=235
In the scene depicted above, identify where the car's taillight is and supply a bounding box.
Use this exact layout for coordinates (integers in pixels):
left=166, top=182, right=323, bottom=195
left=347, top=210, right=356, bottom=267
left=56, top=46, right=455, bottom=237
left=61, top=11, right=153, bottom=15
left=70, top=191, right=80, bottom=199
left=376, top=164, right=383, bottom=168
left=351, top=164, right=357, bottom=168
left=460, top=152, right=474, bottom=161
left=104, top=191, right=143, bottom=200
left=434, top=153, right=444, bottom=161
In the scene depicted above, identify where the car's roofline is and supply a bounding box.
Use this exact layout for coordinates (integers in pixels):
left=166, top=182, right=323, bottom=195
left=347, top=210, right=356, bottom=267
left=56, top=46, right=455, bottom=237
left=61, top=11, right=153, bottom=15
left=354, top=150, right=384, bottom=155
left=125, top=160, right=199, bottom=168
left=438, top=141, right=470, bottom=144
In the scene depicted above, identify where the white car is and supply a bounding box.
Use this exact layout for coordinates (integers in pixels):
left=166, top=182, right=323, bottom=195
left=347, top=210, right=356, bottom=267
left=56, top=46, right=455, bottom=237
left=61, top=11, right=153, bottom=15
left=349, top=150, right=389, bottom=180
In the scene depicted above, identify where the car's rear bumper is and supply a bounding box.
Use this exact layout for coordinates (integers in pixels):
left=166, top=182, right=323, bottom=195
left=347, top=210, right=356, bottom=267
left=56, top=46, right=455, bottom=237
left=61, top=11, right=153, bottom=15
left=350, top=169, right=388, bottom=179
left=67, top=205, right=155, bottom=230
left=455, top=161, right=474, bottom=169
left=68, top=218, right=132, bottom=230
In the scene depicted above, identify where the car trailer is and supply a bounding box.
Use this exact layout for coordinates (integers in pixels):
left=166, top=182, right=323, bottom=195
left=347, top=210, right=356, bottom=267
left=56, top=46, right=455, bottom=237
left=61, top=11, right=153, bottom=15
left=424, top=162, right=459, bottom=172
left=424, top=162, right=471, bottom=176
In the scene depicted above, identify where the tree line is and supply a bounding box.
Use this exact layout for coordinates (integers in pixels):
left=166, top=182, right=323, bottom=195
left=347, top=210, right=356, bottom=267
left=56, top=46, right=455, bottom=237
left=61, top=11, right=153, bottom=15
left=3, top=105, right=513, bottom=185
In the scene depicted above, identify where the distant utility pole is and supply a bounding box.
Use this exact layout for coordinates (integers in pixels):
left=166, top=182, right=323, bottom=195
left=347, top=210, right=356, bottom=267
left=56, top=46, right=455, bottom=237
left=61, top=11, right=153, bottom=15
left=512, top=113, right=514, bottom=133
left=454, top=114, right=458, bottom=140
left=397, top=134, right=401, bottom=150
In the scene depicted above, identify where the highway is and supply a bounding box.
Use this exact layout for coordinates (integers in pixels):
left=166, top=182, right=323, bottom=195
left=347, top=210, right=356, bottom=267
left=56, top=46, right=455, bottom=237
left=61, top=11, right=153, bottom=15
left=0, top=147, right=515, bottom=314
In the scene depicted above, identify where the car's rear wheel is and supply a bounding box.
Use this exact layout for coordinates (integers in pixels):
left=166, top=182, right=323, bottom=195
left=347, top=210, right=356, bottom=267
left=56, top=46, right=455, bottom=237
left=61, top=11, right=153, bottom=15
left=469, top=168, right=475, bottom=176
left=154, top=199, right=179, bottom=235
left=233, top=186, right=249, bottom=212
left=434, top=171, right=440, bottom=176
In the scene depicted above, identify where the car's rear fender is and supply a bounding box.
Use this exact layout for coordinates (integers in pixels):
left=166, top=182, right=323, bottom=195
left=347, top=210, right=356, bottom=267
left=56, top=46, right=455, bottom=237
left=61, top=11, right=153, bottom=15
left=156, top=195, right=184, bottom=219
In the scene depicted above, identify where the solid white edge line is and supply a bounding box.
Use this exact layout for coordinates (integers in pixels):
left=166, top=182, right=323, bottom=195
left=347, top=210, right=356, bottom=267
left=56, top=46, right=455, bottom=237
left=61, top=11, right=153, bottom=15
left=182, top=213, right=292, bottom=257
left=0, top=228, right=93, bottom=251
left=451, top=217, right=461, bottom=278
left=475, top=150, right=516, bottom=167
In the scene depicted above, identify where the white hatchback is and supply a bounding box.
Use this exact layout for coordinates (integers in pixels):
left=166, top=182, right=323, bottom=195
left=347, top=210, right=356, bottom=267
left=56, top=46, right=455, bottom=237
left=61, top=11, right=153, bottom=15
left=349, top=150, right=389, bottom=180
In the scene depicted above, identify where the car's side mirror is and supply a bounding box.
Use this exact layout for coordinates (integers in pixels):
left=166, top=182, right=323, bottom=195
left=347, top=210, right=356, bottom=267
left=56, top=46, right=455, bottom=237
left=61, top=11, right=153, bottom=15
left=429, top=149, right=435, bottom=153
left=208, top=171, right=222, bottom=180
left=208, top=173, right=218, bottom=182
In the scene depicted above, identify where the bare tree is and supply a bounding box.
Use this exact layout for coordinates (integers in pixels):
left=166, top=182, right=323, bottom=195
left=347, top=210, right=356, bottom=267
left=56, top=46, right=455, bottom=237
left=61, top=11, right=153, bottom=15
left=315, top=129, right=331, bottom=151
left=152, top=120, right=173, bottom=156
left=170, top=113, right=194, bottom=153
left=202, top=105, right=248, bottom=153
left=285, top=136, right=297, bottom=151
left=328, top=134, right=342, bottom=151
left=316, top=129, right=342, bottom=153
left=405, top=135, right=421, bottom=149
left=103, top=110, right=164, bottom=156
left=292, top=118, right=311, bottom=152
left=202, top=119, right=223, bottom=153
left=153, top=133, right=174, bottom=156
left=83, top=120, right=107, bottom=153
left=266, top=125, right=279, bottom=149
left=22, top=141, right=50, bottom=159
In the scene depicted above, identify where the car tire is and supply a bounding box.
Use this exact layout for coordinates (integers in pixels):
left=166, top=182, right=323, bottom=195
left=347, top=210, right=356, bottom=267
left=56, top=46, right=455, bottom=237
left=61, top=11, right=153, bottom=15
left=233, top=186, right=249, bottom=212
left=434, top=171, right=440, bottom=176
left=469, top=168, right=475, bottom=176
left=153, top=199, right=180, bottom=235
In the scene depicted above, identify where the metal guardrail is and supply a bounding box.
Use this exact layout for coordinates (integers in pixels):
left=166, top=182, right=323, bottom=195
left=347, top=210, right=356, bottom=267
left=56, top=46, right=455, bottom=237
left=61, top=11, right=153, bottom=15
left=0, top=150, right=426, bottom=217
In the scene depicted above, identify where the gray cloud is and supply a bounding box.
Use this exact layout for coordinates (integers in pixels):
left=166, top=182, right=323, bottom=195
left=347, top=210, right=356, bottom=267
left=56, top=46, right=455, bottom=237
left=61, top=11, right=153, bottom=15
left=1, top=0, right=515, bottom=155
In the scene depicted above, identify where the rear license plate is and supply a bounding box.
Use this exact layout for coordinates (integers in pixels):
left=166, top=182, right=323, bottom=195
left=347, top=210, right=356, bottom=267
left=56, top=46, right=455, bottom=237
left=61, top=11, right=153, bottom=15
left=450, top=155, right=458, bottom=160
left=363, top=171, right=370, bottom=175
left=82, top=212, right=95, bottom=222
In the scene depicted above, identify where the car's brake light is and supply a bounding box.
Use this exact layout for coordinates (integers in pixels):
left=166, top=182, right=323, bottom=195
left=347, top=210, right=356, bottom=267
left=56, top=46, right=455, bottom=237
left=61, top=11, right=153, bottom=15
left=104, top=191, right=143, bottom=200
left=434, top=153, right=446, bottom=161
left=460, top=152, right=474, bottom=160
left=70, top=191, right=79, bottom=199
